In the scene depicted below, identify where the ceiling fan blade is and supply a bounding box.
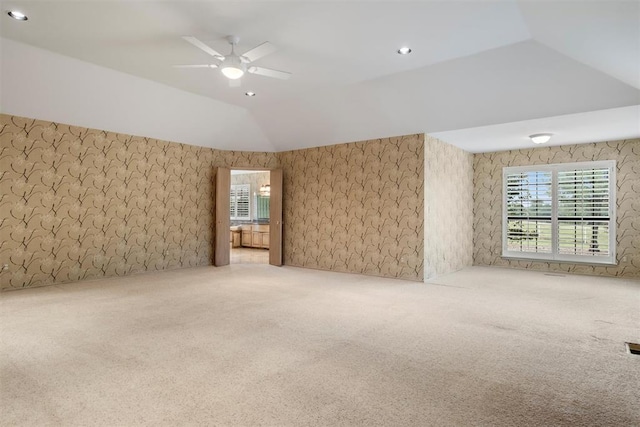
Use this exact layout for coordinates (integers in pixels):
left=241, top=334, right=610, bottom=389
left=182, top=36, right=225, bottom=60
left=228, top=78, right=242, bottom=88
left=240, top=42, right=277, bottom=63
left=248, top=66, right=291, bottom=80
left=173, top=64, right=218, bottom=69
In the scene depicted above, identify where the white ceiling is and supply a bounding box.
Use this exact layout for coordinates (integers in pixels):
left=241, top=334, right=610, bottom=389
left=431, top=105, right=640, bottom=154
left=0, top=37, right=273, bottom=151
left=1, top=1, right=638, bottom=152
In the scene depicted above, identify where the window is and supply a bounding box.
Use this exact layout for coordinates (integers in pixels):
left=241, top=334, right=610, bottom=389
left=503, top=160, right=616, bottom=265
left=230, top=184, right=250, bottom=221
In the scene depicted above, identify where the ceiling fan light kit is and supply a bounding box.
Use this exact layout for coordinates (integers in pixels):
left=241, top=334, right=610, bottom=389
left=220, top=35, right=245, bottom=79
left=221, top=56, right=245, bottom=79
left=179, top=34, right=291, bottom=85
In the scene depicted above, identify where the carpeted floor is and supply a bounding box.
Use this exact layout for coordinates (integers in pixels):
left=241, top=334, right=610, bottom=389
left=1, top=266, right=639, bottom=426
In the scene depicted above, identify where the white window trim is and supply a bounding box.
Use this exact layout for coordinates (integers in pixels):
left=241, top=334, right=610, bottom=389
left=502, top=160, right=616, bottom=265
left=230, top=184, right=251, bottom=221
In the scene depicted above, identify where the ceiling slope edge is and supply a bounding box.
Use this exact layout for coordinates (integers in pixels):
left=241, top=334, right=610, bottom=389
left=255, top=40, right=639, bottom=152
left=0, top=37, right=275, bottom=152
left=518, top=0, right=640, bottom=89
left=531, top=38, right=640, bottom=91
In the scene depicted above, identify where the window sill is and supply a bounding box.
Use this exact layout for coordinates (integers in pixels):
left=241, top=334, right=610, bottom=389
left=501, top=255, right=617, bottom=266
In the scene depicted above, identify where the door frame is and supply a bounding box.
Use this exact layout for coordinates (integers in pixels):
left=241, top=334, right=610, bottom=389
left=214, top=167, right=231, bottom=266
left=215, top=167, right=283, bottom=266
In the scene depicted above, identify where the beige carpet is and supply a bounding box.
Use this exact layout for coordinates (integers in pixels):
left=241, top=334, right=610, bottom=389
left=1, top=266, right=639, bottom=426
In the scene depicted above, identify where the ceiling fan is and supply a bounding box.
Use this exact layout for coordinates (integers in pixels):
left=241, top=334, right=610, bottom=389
left=176, top=35, right=291, bottom=86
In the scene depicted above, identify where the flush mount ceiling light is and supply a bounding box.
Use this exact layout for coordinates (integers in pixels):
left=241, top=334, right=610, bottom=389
left=245, top=91, right=256, bottom=97
left=529, top=133, right=553, bottom=144
left=397, top=46, right=412, bottom=55
left=7, top=10, right=28, bottom=20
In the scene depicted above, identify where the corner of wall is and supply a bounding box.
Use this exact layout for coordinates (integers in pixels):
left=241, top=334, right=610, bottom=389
left=279, top=133, right=425, bottom=281
left=424, top=135, right=474, bottom=281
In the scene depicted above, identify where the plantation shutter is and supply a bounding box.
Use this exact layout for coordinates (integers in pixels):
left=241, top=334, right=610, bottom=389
left=557, top=167, right=611, bottom=258
left=230, top=184, right=250, bottom=220
left=229, top=186, right=237, bottom=217
left=503, top=161, right=616, bottom=265
left=505, top=171, right=552, bottom=254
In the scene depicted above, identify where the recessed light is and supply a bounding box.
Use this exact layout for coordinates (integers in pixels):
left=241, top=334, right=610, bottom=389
left=245, top=92, right=256, bottom=97
left=397, top=47, right=412, bottom=55
left=7, top=10, right=28, bottom=21
left=529, top=133, right=553, bottom=144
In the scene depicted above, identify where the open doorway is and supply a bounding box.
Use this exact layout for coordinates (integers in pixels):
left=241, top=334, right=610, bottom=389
left=215, top=167, right=282, bottom=267
left=229, top=170, right=270, bottom=264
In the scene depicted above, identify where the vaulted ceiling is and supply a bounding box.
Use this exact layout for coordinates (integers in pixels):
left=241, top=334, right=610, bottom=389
left=1, top=1, right=638, bottom=152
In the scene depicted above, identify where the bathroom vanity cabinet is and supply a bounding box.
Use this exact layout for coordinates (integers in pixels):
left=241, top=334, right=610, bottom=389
left=240, top=224, right=269, bottom=249
left=230, top=227, right=241, bottom=248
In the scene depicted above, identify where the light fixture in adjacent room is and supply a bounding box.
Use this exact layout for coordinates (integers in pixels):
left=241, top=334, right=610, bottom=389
left=259, top=184, right=270, bottom=196
left=245, top=91, right=256, bottom=97
left=397, top=46, right=412, bottom=55
left=529, top=133, right=553, bottom=144
left=7, top=10, right=28, bottom=20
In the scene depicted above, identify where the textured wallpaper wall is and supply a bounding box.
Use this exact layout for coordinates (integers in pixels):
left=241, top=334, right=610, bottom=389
left=0, top=114, right=278, bottom=290
left=424, top=136, right=474, bottom=279
left=278, top=134, right=424, bottom=281
left=473, top=140, right=640, bottom=278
